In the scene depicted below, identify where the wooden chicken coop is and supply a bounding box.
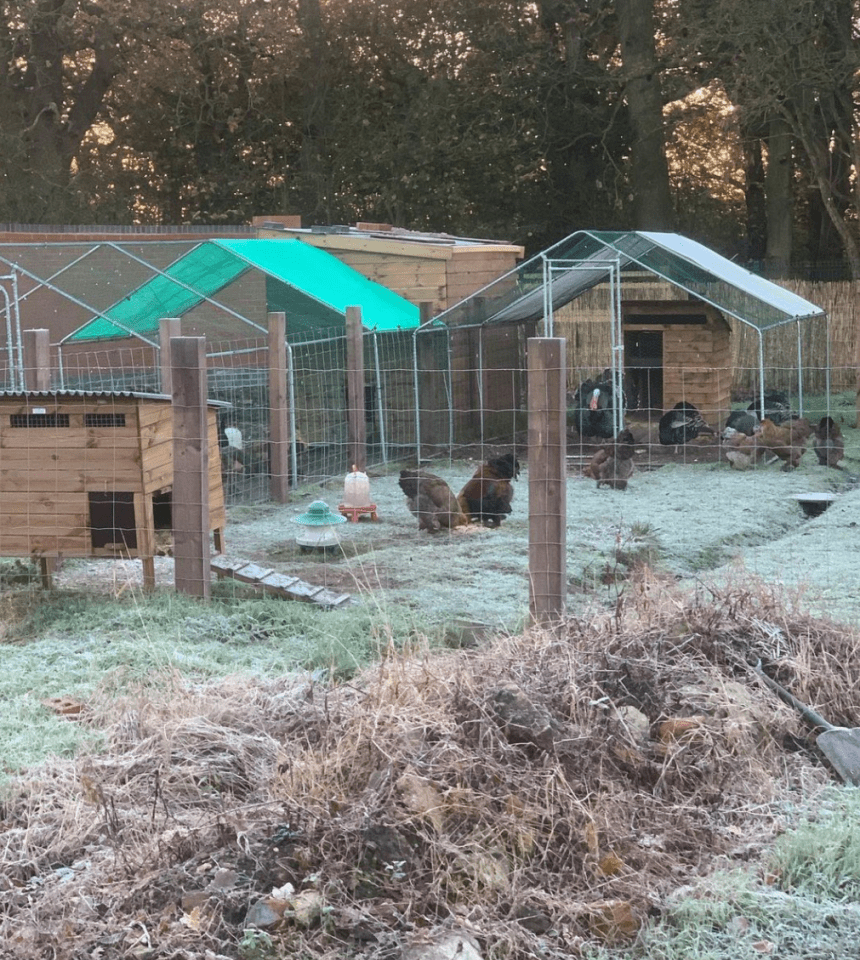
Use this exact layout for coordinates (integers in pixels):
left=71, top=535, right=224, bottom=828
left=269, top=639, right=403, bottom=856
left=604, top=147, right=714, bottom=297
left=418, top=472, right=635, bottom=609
left=622, top=300, right=732, bottom=425
left=255, top=220, right=525, bottom=315
left=0, top=390, right=226, bottom=589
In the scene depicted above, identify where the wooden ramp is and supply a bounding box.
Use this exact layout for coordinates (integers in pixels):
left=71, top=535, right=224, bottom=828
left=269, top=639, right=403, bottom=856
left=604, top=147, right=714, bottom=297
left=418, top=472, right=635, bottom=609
left=211, top=556, right=352, bottom=609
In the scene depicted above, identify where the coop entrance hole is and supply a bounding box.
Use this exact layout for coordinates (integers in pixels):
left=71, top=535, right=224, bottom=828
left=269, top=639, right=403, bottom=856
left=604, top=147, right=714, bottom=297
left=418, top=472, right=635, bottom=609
left=152, top=490, right=172, bottom=530
left=88, top=492, right=137, bottom=549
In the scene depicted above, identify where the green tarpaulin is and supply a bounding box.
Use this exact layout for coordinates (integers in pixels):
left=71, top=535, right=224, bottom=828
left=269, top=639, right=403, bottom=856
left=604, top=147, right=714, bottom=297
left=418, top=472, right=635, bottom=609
left=67, top=239, right=420, bottom=343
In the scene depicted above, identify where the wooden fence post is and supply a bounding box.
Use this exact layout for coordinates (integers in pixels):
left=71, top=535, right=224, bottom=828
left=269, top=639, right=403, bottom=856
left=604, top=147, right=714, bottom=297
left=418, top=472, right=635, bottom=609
left=346, top=305, right=366, bottom=469
left=528, top=337, right=567, bottom=627
left=159, top=317, right=182, bottom=395
left=268, top=311, right=291, bottom=503
left=171, top=336, right=211, bottom=599
left=856, top=300, right=860, bottom=428
left=22, top=328, right=51, bottom=391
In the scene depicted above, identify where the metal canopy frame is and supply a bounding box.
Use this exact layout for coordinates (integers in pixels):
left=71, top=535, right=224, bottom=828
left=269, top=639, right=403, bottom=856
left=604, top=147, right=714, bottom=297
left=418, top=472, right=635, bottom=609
left=421, top=230, right=829, bottom=427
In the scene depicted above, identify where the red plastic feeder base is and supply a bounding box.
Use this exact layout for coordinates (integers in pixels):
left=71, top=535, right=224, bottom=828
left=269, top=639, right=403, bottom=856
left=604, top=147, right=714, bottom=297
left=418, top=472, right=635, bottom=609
left=337, top=503, right=378, bottom=522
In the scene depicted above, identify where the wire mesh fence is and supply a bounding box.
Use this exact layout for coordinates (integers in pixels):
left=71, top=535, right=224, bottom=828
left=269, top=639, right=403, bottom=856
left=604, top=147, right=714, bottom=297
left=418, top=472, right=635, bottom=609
left=2, top=313, right=856, bottom=511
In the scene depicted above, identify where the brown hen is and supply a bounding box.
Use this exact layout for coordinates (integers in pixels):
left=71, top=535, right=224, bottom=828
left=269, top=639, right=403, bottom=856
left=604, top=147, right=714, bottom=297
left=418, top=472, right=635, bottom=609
left=759, top=417, right=813, bottom=470
left=399, top=469, right=468, bottom=533
left=723, top=429, right=763, bottom=471
left=813, top=416, right=844, bottom=469
left=584, top=429, right=636, bottom=490
left=458, top=453, right=520, bottom=527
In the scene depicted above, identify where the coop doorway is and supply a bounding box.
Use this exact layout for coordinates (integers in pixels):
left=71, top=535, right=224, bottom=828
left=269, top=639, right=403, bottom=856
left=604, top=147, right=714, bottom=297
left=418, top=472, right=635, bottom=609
left=88, top=492, right=137, bottom=550
left=152, top=490, right=172, bottom=531
left=624, top=329, right=663, bottom=415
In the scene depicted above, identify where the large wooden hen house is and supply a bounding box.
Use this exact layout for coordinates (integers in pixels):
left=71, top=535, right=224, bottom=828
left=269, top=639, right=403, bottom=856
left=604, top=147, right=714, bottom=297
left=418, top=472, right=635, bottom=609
left=0, top=391, right=226, bottom=588
left=622, top=300, right=732, bottom=425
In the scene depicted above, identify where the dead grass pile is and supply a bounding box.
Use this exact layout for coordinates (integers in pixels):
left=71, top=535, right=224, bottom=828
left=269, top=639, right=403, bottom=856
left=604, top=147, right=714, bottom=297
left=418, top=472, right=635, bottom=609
left=2, top=572, right=858, bottom=959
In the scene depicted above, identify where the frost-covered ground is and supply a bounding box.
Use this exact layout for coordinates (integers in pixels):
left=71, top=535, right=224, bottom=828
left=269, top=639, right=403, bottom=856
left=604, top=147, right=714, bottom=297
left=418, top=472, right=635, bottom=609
left=5, top=423, right=857, bottom=778
left=222, top=440, right=860, bottom=632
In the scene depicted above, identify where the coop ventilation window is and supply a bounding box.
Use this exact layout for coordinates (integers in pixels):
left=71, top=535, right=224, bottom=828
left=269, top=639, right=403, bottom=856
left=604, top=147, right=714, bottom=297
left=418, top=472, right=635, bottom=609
left=85, top=413, right=126, bottom=428
left=10, top=412, right=70, bottom=428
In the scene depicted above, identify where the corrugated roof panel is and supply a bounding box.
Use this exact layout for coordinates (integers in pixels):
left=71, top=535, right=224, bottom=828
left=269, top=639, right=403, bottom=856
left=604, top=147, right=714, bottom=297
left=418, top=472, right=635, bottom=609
left=635, top=232, right=823, bottom=323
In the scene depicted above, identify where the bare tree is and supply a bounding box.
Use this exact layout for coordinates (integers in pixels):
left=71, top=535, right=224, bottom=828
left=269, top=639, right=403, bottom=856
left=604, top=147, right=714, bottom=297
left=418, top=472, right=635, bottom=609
left=679, top=0, right=860, bottom=275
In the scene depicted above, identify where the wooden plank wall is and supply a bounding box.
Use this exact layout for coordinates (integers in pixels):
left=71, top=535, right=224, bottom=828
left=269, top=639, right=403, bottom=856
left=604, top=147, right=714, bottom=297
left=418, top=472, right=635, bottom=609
left=291, top=339, right=348, bottom=445
left=554, top=279, right=855, bottom=398
left=661, top=325, right=733, bottom=424
left=481, top=322, right=529, bottom=440
left=0, top=399, right=144, bottom=556
left=443, top=321, right=532, bottom=445
left=322, top=251, right=449, bottom=314
left=139, top=403, right=225, bottom=529
left=0, top=397, right=226, bottom=560
left=446, top=250, right=523, bottom=307
left=416, top=330, right=449, bottom=453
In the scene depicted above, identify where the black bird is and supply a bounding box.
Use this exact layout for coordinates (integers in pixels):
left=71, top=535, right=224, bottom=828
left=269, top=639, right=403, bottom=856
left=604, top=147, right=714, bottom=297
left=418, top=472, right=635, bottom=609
left=568, top=375, right=623, bottom=441
left=747, top=390, right=794, bottom=425
left=721, top=409, right=759, bottom=440
left=659, top=402, right=712, bottom=449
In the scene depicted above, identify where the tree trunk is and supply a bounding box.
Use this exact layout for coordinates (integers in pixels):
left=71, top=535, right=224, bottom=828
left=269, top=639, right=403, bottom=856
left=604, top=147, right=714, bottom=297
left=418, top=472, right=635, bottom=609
left=740, top=115, right=766, bottom=261
left=794, top=115, right=860, bottom=280
left=616, top=0, right=674, bottom=230
left=297, top=0, right=330, bottom=223
left=764, top=115, right=793, bottom=274
left=0, top=2, right=118, bottom=221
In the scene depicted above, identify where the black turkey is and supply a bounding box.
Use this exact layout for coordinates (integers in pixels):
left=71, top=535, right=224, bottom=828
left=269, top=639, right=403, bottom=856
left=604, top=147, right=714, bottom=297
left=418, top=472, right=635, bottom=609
left=747, top=390, right=794, bottom=425
left=721, top=409, right=759, bottom=441
left=659, top=402, right=712, bottom=449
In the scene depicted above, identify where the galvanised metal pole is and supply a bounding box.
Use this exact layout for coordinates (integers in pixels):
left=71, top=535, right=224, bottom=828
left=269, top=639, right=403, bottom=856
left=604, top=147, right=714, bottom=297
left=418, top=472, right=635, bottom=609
left=372, top=332, right=387, bottom=464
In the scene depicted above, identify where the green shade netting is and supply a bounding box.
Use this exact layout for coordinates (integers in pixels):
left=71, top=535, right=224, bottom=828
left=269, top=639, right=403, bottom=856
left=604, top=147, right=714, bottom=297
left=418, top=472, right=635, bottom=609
left=68, top=239, right=420, bottom=343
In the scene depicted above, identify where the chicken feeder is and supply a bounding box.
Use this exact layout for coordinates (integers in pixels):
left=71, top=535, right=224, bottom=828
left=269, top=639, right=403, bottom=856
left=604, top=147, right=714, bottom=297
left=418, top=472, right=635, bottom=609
left=292, top=500, right=347, bottom=551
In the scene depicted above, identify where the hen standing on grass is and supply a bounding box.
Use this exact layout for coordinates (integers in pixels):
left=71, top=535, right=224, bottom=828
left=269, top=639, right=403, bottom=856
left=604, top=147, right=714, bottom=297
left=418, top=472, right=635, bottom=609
left=813, top=416, right=844, bottom=469
left=458, top=453, right=520, bottom=527
left=398, top=469, right=468, bottom=533
left=583, top=429, right=636, bottom=490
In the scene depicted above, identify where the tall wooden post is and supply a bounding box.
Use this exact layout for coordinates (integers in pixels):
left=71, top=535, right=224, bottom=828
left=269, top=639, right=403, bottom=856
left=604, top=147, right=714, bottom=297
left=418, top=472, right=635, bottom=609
left=528, top=337, right=567, bottom=627
left=171, top=336, right=211, bottom=599
left=22, top=328, right=51, bottom=391
left=346, top=305, right=366, bottom=469
left=268, top=311, right=291, bottom=502
left=159, top=318, right=182, bottom=395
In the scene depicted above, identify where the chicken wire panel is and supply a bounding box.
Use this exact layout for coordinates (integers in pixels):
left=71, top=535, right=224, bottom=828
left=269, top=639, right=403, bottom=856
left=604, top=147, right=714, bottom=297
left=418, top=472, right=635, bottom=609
left=57, top=344, right=161, bottom=394
left=412, top=327, right=452, bottom=459
left=291, top=335, right=349, bottom=484
left=438, top=321, right=530, bottom=459
left=0, top=241, right=269, bottom=352
left=0, top=351, right=22, bottom=391
left=207, top=339, right=272, bottom=505
left=368, top=330, right=422, bottom=464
